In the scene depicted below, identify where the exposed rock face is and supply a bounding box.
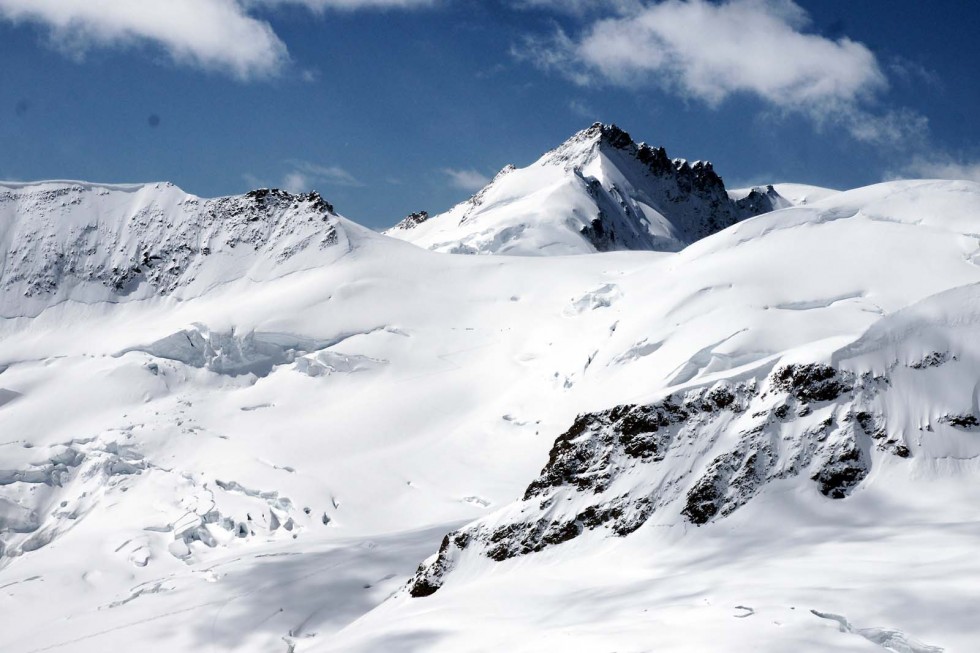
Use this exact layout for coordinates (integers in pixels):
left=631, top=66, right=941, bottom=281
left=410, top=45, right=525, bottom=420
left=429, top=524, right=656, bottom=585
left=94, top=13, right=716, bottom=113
left=406, top=358, right=921, bottom=597
left=771, top=363, right=852, bottom=403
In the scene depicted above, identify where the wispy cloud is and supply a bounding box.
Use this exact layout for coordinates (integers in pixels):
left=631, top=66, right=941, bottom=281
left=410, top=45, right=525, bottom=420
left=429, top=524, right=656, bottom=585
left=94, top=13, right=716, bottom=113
left=443, top=168, right=491, bottom=192
left=248, top=0, right=438, bottom=10
left=300, top=68, right=321, bottom=83
left=0, top=0, right=436, bottom=80
left=511, top=0, right=641, bottom=15
left=281, top=161, right=364, bottom=192
left=514, top=0, right=920, bottom=145
left=568, top=99, right=598, bottom=120
left=896, top=157, right=980, bottom=183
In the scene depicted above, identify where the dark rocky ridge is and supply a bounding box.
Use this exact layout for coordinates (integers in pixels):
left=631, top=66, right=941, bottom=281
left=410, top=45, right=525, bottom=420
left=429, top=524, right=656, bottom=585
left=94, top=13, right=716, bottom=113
left=588, top=123, right=729, bottom=198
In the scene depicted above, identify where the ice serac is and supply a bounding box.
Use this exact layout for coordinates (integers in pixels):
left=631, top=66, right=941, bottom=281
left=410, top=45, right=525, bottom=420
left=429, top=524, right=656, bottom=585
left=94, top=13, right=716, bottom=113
left=0, top=181, right=351, bottom=316
left=385, top=123, right=785, bottom=255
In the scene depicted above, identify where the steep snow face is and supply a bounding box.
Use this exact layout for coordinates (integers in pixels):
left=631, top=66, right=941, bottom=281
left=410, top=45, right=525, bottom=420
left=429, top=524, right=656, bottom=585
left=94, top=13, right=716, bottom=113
left=0, top=182, right=351, bottom=317
left=1, top=178, right=980, bottom=652
left=386, top=123, right=784, bottom=255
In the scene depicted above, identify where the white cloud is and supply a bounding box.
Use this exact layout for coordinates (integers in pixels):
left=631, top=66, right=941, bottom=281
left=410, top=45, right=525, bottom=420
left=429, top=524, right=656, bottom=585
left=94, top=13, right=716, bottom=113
left=443, top=168, right=491, bottom=192
left=517, top=0, right=904, bottom=143
left=0, top=0, right=437, bottom=80
left=898, top=158, right=980, bottom=183
left=281, top=161, right=364, bottom=192
left=0, top=0, right=288, bottom=80
left=581, top=0, right=883, bottom=105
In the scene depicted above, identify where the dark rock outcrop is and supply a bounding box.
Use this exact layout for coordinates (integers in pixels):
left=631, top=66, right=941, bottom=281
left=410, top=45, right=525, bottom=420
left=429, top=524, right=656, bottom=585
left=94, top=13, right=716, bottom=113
left=406, top=356, right=921, bottom=597
left=734, top=184, right=783, bottom=219
left=390, top=210, right=430, bottom=231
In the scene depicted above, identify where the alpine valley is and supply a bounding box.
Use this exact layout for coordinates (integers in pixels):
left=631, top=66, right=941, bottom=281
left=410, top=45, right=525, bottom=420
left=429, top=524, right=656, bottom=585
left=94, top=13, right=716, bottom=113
left=1, top=124, right=978, bottom=653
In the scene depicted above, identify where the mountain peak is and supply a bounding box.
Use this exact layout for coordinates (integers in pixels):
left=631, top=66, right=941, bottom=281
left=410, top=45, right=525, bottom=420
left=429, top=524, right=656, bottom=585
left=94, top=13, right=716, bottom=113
left=387, top=123, right=779, bottom=256
left=544, top=123, right=726, bottom=194
left=586, top=121, right=635, bottom=148
left=544, top=122, right=636, bottom=167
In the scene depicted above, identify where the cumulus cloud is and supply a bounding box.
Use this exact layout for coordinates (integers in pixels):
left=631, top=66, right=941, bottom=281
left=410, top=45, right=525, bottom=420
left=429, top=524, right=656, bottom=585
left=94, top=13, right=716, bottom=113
left=443, top=168, right=491, bottom=192
left=584, top=0, right=883, bottom=105
left=515, top=0, right=910, bottom=143
left=0, top=0, right=435, bottom=80
left=0, top=0, right=288, bottom=79
left=281, top=161, right=364, bottom=193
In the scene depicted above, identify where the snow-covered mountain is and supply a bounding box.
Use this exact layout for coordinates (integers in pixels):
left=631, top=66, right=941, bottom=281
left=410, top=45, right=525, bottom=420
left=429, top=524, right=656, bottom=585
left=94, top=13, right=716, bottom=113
left=0, top=181, right=357, bottom=317
left=386, top=123, right=792, bottom=255
left=1, top=175, right=979, bottom=653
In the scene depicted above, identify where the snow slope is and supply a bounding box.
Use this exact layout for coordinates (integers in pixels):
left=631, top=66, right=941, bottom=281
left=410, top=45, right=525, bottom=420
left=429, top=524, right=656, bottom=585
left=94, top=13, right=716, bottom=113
left=386, top=123, right=786, bottom=255
left=1, top=178, right=979, bottom=652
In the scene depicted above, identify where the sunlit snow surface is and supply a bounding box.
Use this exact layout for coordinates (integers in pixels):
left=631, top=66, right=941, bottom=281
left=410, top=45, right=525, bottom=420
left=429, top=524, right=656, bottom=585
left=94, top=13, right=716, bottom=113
left=0, top=179, right=979, bottom=652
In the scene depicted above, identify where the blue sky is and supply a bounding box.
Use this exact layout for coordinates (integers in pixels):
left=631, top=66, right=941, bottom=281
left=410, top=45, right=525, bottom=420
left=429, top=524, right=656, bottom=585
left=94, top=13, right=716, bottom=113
left=1, top=0, right=978, bottom=228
